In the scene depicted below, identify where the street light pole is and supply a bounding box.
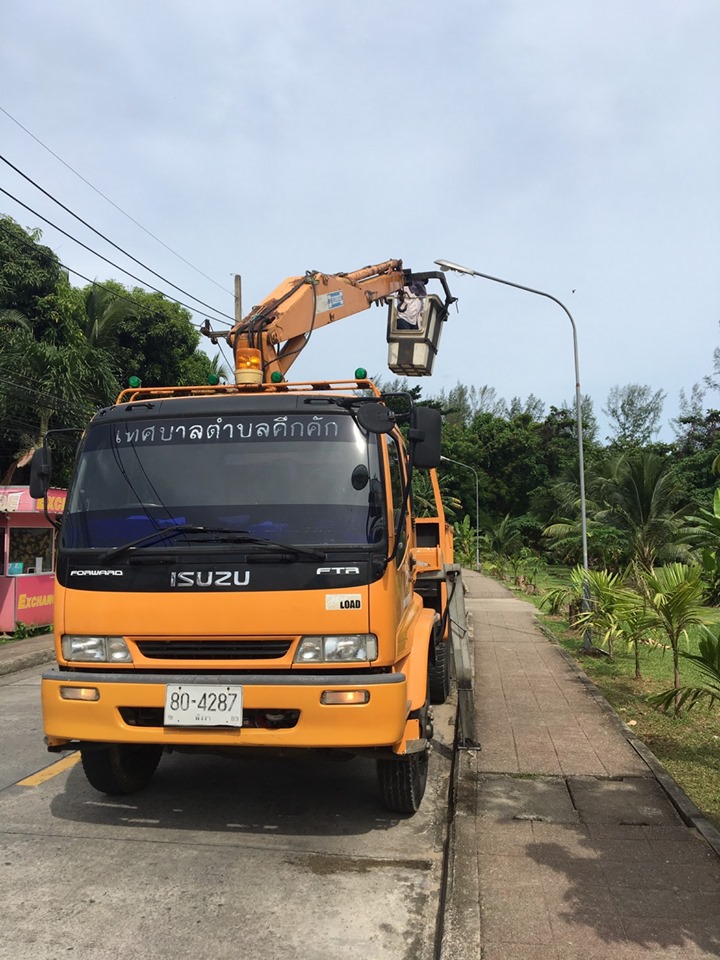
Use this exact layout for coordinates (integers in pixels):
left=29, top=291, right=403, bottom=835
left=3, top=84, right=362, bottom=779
left=435, top=260, right=590, bottom=638
left=441, top=455, right=480, bottom=571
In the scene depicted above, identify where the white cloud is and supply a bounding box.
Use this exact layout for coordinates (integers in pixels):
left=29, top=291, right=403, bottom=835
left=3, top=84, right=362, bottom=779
left=1, top=0, right=718, bottom=439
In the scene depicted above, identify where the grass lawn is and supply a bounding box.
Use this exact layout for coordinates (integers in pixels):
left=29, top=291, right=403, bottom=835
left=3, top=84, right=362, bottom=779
left=512, top=565, right=720, bottom=832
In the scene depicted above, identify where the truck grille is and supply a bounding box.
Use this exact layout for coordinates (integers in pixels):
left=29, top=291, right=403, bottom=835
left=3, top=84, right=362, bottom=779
left=135, top=640, right=292, bottom=661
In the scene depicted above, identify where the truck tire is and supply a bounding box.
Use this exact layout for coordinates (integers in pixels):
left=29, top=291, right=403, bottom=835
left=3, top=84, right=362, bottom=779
left=428, top=623, right=451, bottom=705
left=80, top=743, right=162, bottom=795
left=376, top=748, right=429, bottom=814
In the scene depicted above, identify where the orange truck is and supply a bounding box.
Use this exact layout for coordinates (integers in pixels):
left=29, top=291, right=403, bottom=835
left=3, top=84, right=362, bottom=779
left=30, top=259, right=462, bottom=813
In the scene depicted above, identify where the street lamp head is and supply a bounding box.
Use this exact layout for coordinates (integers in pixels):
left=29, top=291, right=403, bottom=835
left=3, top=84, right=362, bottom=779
left=434, top=259, right=477, bottom=276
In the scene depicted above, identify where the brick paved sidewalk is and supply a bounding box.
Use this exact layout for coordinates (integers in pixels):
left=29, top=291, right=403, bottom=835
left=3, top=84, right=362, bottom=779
left=442, top=570, right=720, bottom=960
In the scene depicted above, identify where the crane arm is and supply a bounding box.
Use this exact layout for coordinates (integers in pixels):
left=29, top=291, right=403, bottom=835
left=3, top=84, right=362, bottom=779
left=226, top=259, right=410, bottom=379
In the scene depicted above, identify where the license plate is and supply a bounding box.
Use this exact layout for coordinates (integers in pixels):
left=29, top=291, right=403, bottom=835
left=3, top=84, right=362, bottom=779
left=164, top=684, right=243, bottom=727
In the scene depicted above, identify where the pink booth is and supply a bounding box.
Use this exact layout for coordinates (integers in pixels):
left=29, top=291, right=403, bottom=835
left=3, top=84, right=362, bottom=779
left=0, top=486, right=66, bottom=634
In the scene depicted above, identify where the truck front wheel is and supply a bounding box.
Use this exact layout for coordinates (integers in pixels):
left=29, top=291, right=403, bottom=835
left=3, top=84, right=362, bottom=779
left=428, top=621, right=451, bottom=705
left=376, top=748, right=429, bottom=815
left=80, top=743, right=162, bottom=795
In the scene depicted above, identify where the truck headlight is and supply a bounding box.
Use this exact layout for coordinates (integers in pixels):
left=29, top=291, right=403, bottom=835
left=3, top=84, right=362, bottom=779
left=294, top=634, right=378, bottom=663
left=61, top=635, right=132, bottom=663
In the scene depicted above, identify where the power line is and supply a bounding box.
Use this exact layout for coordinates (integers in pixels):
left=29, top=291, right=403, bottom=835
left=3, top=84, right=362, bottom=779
left=0, top=217, right=234, bottom=347
left=0, top=153, right=233, bottom=322
left=0, top=104, right=231, bottom=295
left=0, top=188, right=234, bottom=323
left=0, top=372, right=94, bottom=418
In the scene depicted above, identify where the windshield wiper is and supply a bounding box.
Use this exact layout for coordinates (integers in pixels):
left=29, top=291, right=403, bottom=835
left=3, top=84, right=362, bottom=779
left=186, top=531, right=325, bottom=561
left=99, top=526, right=325, bottom=563
left=98, top=524, right=210, bottom=562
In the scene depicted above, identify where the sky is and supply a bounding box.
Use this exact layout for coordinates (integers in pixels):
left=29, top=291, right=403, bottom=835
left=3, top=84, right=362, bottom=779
left=1, top=0, right=719, bottom=442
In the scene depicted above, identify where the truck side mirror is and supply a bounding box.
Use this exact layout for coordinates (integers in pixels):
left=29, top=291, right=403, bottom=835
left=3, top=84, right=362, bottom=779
left=409, top=406, right=442, bottom=469
left=356, top=402, right=395, bottom=435
left=29, top=446, right=52, bottom=499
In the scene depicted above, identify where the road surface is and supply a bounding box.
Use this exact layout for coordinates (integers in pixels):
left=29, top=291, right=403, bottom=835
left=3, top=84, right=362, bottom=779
left=0, top=663, right=455, bottom=960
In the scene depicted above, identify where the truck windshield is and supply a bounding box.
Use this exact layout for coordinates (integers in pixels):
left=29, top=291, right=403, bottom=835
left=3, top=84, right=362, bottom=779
left=61, top=412, right=386, bottom=551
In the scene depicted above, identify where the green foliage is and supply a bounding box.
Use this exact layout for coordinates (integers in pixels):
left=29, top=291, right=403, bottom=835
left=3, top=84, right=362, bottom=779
left=640, top=563, right=710, bottom=707
left=415, top=471, right=460, bottom=519
left=572, top=569, right=627, bottom=657
left=572, top=568, right=651, bottom=672
left=681, top=487, right=720, bottom=602
left=593, top=451, right=692, bottom=571
left=667, top=408, right=720, bottom=511
left=604, top=382, right=666, bottom=447
left=480, top=513, right=522, bottom=559
left=648, top=627, right=720, bottom=713
left=0, top=215, right=61, bottom=317
left=508, top=548, right=545, bottom=593
left=0, top=218, right=220, bottom=482
left=105, top=287, right=201, bottom=386
left=452, top=515, right=475, bottom=568
left=10, top=621, right=48, bottom=640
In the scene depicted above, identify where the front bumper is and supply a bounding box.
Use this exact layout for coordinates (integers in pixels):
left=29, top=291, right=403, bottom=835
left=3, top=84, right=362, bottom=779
left=42, top=670, right=409, bottom=750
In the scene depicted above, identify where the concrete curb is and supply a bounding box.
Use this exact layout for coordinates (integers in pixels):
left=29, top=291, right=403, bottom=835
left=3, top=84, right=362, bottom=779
left=439, top=749, right=481, bottom=960
left=538, top=619, right=720, bottom=860
left=0, top=647, right=55, bottom=677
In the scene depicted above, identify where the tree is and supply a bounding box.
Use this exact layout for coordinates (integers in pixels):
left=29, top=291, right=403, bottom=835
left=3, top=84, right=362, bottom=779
left=639, top=563, right=708, bottom=711
left=667, top=407, right=720, bottom=512
left=464, top=411, right=549, bottom=517
left=649, top=628, right=720, bottom=713
left=81, top=282, right=137, bottom=349
left=104, top=288, right=210, bottom=387
left=0, top=215, right=61, bottom=321
left=603, top=383, right=666, bottom=447
left=507, top=393, right=545, bottom=420
left=479, top=514, right=523, bottom=574
left=572, top=569, right=650, bottom=676
left=593, top=451, right=691, bottom=572
left=0, top=270, right=120, bottom=483
left=432, top=381, right=507, bottom=427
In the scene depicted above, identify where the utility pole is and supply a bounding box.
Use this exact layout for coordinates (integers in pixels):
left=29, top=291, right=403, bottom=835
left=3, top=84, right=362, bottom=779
left=234, top=274, right=243, bottom=325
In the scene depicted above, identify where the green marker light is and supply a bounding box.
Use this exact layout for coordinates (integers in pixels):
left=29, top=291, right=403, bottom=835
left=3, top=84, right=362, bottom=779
left=355, top=367, right=368, bottom=379
left=207, top=373, right=220, bottom=385
left=270, top=371, right=284, bottom=383
left=128, top=376, right=142, bottom=388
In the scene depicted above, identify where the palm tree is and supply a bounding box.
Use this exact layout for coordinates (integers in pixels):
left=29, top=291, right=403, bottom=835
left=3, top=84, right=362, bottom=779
left=640, top=563, right=709, bottom=711
left=572, top=567, right=650, bottom=676
left=207, top=351, right=231, bottom=383
left=649, top=628, right=720, bottom=713
left=682, top=488, right=720, bottom=602
left=0, top=277, right=120, bottom=480
left=479, top=514, right=522, bottom=578
left=593, top=452, right=691, bottom=572
left=81, top=283, right=136, bottom=349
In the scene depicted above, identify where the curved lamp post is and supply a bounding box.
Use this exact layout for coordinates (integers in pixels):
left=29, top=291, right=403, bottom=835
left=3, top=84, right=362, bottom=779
left=434, top=259, right=590, bottom=643
left=441, top=455, right=480, bottom=570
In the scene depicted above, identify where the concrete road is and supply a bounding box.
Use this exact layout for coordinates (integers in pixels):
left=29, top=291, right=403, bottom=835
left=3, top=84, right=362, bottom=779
left=0, top=665, right=455, bottom=960
left=0, top=663, right=54, bottom=789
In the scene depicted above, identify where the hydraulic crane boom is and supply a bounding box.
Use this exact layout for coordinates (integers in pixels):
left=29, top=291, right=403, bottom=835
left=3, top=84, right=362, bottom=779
left=201, top=259, right=455, bottom=382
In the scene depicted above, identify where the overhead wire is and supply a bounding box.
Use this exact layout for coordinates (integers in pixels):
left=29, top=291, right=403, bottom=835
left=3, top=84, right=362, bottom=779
left=0, top=221, right=234, bottom=377
left=0, top=371, right=94, bottom=419
left=0, top=203, right=233, bottom=329
left=0, top=153, right=233, bottom=322
left=0, top=104, right=231, bottom=295
left=0, top=185, right=234, bottom=324
left=1, top=107, right=235, bottom=380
